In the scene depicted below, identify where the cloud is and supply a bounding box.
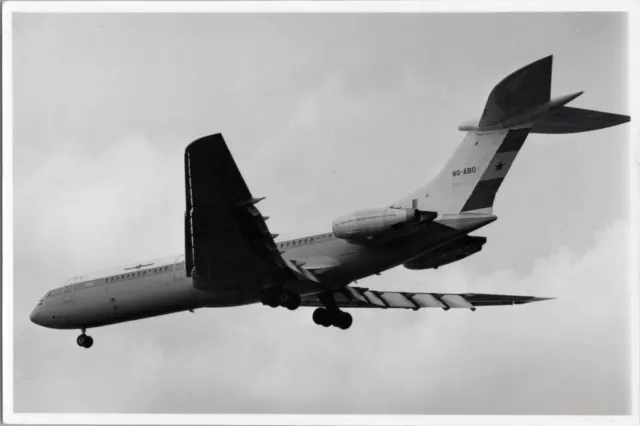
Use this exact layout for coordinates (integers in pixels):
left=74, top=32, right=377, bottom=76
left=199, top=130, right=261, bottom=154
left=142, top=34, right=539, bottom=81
left=14, top=211, right=630, bottom=414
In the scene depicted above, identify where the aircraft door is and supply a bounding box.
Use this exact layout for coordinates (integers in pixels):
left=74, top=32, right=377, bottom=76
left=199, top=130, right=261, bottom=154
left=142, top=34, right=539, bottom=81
left=173, top=254, right=186, bottom=283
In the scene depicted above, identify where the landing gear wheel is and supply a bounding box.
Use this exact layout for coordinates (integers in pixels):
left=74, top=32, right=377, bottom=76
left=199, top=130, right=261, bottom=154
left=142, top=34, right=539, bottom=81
left=284, top=292, right=301, bottom=310
left=312, top=308, right=331, bottom=327
left=260, top=289, right=279, bottom=308
left=277, top=290, right=291, bottom=306
left=77, top=334, right=94, bottom=348
left=335, top=311, right=353, bottom=330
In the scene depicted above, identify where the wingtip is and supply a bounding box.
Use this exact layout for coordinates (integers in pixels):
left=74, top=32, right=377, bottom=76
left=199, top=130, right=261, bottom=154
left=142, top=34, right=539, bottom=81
left=527, top=296, right=556, bottom=303
left=185, top=133, right=225, bottom=152
left=527, top=54, right=553, bottom=71
left=536, top=54, right=553, bottom=66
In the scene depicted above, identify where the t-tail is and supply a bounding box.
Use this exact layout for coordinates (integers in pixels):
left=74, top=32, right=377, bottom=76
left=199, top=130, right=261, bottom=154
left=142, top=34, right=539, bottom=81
left=394, top=55, right=630, bottom=220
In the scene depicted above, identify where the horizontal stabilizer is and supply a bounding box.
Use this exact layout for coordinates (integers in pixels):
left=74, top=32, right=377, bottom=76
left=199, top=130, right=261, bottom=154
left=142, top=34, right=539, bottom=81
left=529, top=106, right=630, bottom=134
left=459, top=106, right=630, bottom=134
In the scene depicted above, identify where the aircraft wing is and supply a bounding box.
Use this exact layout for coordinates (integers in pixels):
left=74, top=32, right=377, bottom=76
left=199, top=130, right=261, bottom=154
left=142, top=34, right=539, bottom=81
left=184, top=134, right=310, bottom=290
left=300, top=286, right=551, bottom=311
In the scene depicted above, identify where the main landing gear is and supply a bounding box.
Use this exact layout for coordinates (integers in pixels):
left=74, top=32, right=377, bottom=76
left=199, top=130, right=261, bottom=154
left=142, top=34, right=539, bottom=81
left=260, top=287, right=353, bottom=330
left=77, top=328, right=93, bottom=349
left=311, top=291, right=353, bottom=330
left=312, top=307, right=353, bottom=330
left=260, top=287, right=301, bottom=310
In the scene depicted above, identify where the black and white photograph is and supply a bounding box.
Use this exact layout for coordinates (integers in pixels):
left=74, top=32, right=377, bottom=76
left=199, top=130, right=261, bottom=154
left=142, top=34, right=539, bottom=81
left=3, top=1, right=638, bottom=424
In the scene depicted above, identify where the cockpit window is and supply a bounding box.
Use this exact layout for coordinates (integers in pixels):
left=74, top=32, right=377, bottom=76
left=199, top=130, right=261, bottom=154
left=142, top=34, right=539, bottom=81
left=63, top=276, right=85, bottom=287
left=45, top=291, right=51, bottom=297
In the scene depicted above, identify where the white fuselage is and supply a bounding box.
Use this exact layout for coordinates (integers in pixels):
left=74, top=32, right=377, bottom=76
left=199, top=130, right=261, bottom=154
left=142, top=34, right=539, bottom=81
left=30, top=216, right=490, bottom=330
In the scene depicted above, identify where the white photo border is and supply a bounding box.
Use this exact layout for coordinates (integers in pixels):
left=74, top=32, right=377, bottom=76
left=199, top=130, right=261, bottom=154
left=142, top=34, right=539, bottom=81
left=3, top=1, right=638, bottom=425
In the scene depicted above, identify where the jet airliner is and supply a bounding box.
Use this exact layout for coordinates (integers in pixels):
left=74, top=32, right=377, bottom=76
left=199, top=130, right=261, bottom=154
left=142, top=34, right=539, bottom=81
left=29, top=56, right=630, bottom=348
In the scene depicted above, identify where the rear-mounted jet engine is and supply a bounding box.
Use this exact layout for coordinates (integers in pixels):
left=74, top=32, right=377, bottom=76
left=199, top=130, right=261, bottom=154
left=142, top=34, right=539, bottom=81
left=332, top=203, right=437, bottom=240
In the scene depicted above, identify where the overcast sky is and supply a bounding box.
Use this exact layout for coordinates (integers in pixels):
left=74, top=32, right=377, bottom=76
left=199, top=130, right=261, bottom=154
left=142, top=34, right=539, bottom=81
left=10, top=11, right=631, bottom=415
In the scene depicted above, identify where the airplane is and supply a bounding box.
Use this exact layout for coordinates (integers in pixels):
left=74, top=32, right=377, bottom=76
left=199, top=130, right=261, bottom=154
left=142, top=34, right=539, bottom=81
left=29, top=55, right=630, bottom=348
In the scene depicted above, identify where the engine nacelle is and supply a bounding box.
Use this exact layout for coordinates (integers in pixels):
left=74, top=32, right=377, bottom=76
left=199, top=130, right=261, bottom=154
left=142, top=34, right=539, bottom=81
left=332, top=207, right=419, bottom=240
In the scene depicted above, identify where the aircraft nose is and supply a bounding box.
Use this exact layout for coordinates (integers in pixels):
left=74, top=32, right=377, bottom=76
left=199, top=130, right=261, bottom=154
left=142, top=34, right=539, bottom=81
left=30, top=306, right=43, bottom=326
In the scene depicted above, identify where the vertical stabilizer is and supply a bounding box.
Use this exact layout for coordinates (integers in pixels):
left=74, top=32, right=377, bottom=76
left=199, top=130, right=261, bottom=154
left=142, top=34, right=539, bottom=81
left=479, top=56, right=552, bottom=128
left=393, top=55, right=629, bottom=217
left=393, top=56, right=553, bottom=215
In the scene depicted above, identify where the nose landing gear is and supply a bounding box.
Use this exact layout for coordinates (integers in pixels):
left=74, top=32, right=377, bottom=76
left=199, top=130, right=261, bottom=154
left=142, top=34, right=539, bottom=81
left=77, top=328, right=94, bottom=349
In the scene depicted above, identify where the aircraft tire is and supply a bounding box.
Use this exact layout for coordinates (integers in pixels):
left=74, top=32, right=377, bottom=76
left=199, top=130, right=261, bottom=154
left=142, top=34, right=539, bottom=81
left=84, top=336, right=94, bottom=348
left=277, top=290, right=292, bottom=306
left=260, top=288, right=279, bottom=308
left=285, top=292, right=301, bottom=310
left=334, top=311, right=353, bottom=330
left=312, top=308, right=331, bottom=327
left=77, top=334, right=94, bottom=348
